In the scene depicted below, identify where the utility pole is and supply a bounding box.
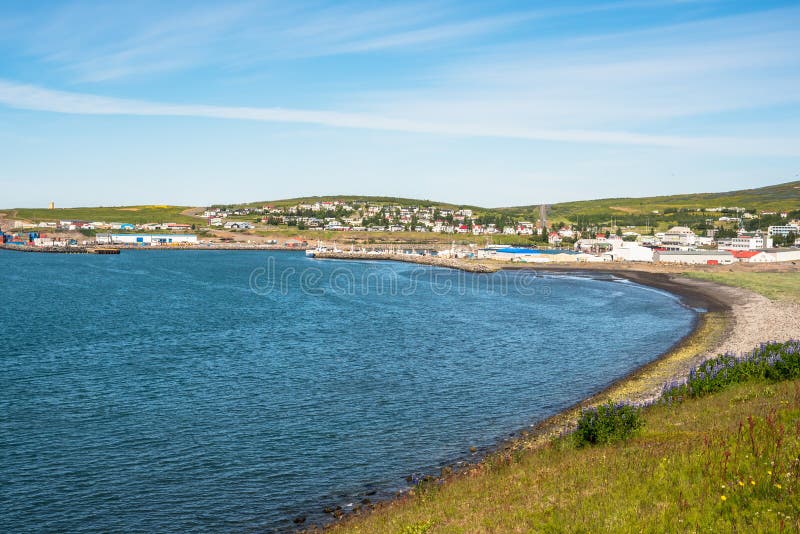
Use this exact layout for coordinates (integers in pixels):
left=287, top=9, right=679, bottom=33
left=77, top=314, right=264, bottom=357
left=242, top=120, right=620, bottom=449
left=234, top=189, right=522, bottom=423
left=539, top=204, right=547, bottom=232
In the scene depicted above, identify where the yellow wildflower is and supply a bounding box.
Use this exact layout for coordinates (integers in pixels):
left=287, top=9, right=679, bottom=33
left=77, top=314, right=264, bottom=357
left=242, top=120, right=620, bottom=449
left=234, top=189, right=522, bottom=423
left=775, top=484, right=782, bottom=490
left=720, top=495, right=727, bottom=501
left=738, top=481, right=744, bottom=487
left=751, top=480, right=756, bottom=486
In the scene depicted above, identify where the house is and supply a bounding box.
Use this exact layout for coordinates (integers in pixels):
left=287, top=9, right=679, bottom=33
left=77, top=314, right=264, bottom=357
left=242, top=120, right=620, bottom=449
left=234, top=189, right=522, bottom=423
left=548, top=232, right=562, bottom=245
left=223, top=221, right=253, bottom=230
left=654, top=250, right=734, bottom=265
left=433, top=224, right=454, bottom=234
left=516, top=222, right=534, bottom=235
left=662, top=226, right=697, bottom=246
left=558, top=228, right=576, bottom=239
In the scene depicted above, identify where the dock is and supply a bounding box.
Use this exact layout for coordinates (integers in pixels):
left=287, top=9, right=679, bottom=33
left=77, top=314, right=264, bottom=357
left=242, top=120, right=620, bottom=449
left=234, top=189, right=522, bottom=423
left=0, top=244, right=120, bottom=254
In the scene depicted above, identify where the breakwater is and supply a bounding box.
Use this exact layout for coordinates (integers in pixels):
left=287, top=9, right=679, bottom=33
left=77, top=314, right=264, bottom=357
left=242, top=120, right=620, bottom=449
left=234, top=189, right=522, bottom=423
left=311, top=251, right=500, bottom=273
left=0, top=244, right=120, bottom=254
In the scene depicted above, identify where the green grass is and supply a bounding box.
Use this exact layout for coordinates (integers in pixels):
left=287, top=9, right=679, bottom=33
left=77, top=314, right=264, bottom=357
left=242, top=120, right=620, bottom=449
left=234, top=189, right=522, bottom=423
left=520, top=180, right=800, bottom=219
left=6, top=205, right=201, bottom=225
left=332, top=377, right=800, bottom=533
left=684, top=272, right=800, bottom=302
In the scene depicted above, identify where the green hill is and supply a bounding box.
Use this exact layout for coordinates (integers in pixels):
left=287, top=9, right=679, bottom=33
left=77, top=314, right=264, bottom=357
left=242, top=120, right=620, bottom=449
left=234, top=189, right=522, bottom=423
left=250, top=181, right=799, bottom=219
left=543, top=180, right=800, bottom=221
left=4, top=205, right=201, bottom=225
left=4, top=181, right=798, bottom=228
left=228, top=195, right=482, bottom=211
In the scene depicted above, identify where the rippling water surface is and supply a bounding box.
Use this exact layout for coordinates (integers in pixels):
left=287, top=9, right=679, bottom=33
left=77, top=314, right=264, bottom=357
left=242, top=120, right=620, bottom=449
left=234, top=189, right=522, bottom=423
left=0, top=250, right=696, bottom=531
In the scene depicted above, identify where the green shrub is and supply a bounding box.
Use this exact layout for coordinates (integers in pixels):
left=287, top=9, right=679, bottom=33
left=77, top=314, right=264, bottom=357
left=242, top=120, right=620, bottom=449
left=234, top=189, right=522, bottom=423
left=662, top=340, right=800, bottom=401
left=574, top=401, right=643, bottom=447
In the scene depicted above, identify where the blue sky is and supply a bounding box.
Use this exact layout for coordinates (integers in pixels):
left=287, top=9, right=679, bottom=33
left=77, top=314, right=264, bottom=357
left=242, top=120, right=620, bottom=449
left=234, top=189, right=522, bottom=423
left=0, top=0, right=798, bottom=208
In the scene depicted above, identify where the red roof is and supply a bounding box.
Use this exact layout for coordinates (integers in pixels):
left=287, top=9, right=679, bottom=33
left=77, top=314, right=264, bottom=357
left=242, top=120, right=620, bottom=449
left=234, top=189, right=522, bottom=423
left=726, top=250, right=761, bottom=259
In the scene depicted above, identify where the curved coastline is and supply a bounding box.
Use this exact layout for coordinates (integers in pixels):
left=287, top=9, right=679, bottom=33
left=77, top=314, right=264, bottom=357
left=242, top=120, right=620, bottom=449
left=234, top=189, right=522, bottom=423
left=304, top=257, right=738, bottom=531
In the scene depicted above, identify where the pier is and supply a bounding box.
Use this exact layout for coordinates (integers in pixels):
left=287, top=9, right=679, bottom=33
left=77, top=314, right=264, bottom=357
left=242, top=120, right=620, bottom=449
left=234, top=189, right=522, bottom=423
left=0, top=244, right=120, bottom=254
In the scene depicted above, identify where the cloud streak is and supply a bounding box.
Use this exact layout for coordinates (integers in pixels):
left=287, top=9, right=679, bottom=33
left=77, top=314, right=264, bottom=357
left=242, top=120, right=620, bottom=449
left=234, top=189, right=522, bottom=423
left=0, top=79, right=797, bottom=156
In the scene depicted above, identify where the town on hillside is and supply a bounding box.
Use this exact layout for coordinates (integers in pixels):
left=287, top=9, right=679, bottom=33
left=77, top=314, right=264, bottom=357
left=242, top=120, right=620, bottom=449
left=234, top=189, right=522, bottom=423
left=2, top=198, right=799, bottom=264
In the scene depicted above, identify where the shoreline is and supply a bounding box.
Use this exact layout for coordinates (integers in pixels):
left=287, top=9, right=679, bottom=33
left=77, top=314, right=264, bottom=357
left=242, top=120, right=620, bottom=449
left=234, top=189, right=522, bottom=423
left=308, top=255, right=798, bottom=531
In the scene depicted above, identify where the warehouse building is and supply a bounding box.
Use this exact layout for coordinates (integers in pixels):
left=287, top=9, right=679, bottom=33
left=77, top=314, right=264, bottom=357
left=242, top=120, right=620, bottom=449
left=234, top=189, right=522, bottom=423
left=747, top=248, right=800, bottom=263
left=96, top=234, right=198, bottom=246
left=654, top=250, right=734, bottom=265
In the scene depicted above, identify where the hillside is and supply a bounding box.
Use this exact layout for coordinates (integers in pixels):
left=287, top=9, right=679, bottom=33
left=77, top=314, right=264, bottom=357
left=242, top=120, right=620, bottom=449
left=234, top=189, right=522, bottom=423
left=248, top=181, right=800, bottom=221
left=507, top=181, right=800, bottom=221
left=228, top=195, right=483, bottom=211
left=3, top=181, right=798, bottom=229
left=4, top=205, right=201, bottom=225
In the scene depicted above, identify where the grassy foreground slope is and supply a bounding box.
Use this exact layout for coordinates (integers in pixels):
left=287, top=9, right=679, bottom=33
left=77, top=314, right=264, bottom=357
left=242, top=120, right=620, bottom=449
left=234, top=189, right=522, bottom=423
left=332, top=274, right=800, bottom=533
left=684, top=272, right=800, bottom=302
left=333, top=379, right=800, bottom=533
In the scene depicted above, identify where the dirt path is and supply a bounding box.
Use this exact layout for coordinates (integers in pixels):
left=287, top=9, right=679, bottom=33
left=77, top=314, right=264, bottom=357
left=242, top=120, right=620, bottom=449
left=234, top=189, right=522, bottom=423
left=179, top=207, right=206, bottom=218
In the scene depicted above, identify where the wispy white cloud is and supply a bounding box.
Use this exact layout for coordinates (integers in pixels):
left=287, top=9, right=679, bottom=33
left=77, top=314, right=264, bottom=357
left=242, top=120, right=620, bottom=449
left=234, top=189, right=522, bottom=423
left=0, top=79, right=797, bottom=156
left=347, top=5, right=800, bottom=134
left=3, top=0, right=729, bottom=82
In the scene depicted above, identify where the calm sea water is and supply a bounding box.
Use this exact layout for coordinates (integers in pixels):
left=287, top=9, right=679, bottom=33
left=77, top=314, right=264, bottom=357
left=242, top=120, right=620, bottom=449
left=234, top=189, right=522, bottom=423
left=0, top=250, right=696, bottom=532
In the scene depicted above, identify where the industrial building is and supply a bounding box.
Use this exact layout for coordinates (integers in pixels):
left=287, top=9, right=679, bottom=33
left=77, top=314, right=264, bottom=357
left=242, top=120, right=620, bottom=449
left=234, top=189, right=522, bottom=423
left=746, top=248, right=800, bottom=263
left=653, top=250, right=735, bottom=265
left=601, top=242, right=654, bottom=262
left=96, top=234, right=198, bottom=246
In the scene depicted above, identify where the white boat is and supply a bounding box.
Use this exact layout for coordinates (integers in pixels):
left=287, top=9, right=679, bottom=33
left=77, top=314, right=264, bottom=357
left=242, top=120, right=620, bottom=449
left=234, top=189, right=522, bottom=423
left=305, top=240, right=327, bottom=257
